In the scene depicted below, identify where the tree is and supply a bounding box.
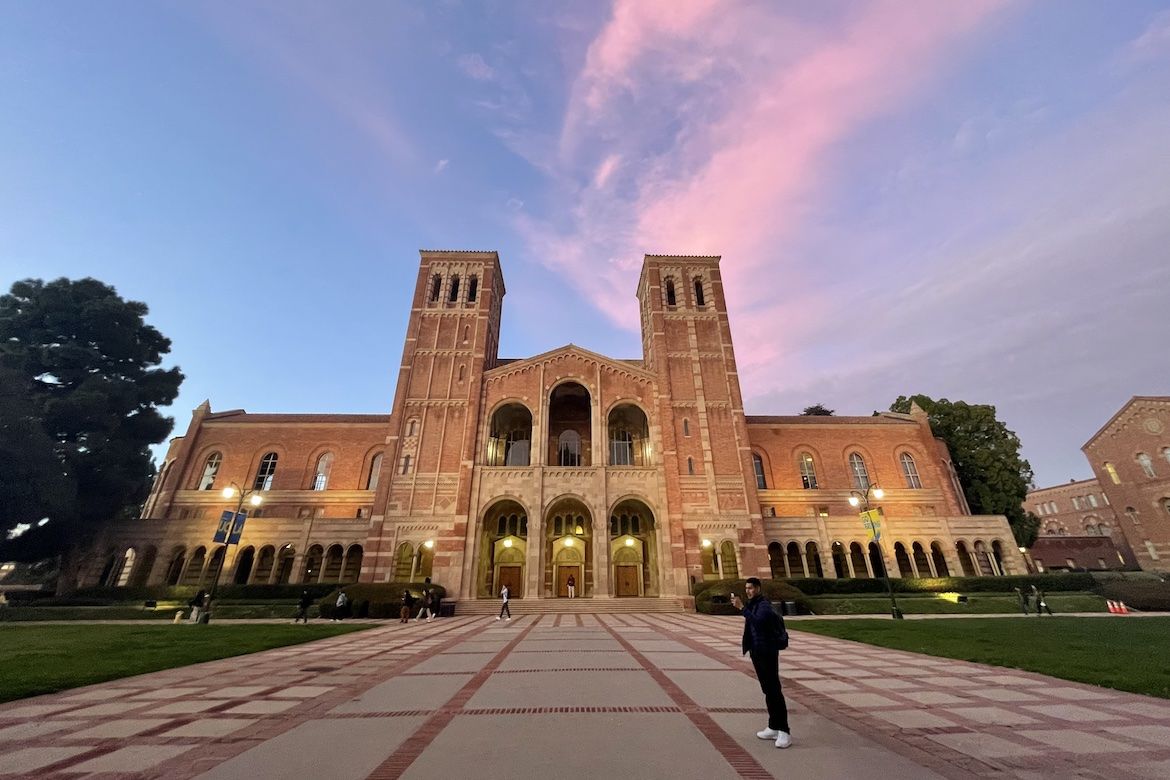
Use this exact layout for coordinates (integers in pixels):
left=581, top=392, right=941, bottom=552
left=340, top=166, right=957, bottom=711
left=890, top=395, right=1039, bottom=547
left=800, top=403, right=835, bottom=416
left=0, top=278, right=183, bottom=581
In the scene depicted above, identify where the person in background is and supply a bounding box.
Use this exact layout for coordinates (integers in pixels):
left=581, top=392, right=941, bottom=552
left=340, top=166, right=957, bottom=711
left=294, top=589, right=313, bottom=623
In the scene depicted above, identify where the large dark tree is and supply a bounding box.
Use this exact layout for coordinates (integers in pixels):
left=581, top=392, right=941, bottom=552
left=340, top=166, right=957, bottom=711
left=800, top=403, right=835, bottom=416
left=889, top=395, right=1039, bottom=547
left=0, top=278, right=183, bottom=578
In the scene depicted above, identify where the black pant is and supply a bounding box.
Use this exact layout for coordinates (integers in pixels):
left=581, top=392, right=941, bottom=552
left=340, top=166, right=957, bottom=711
left=499, top=601, right=511, bottom=618
left=750, top=649, right=790, bottom=733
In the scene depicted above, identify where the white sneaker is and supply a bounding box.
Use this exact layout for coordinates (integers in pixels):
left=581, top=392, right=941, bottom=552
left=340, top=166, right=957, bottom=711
left=756, top=728, right=779, bottom=740
left=775, top=732, right=792, bottom=749
left=506, top=617, right=511, bottom=621
left=495, top=616, right=500, bottom=620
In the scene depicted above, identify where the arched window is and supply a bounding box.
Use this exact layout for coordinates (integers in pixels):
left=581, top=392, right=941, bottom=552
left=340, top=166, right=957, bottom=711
left=312, top=452, right=333, bottom=491
left=558, top=430, right=581, bottom=466
left=1088, top=494, right=1098, bottom=508
left=798, top=452, right=818, bottom=490
left=1104, top=462, right=1121, bottom=484
left=1137, top=453, right=1156, bottom=478
left=407, top=418, right=417, bottom=436
left=400, top=454, right=412, bottom=475
left=430, top=274, right=442, bottom=302
left=468, top=275, right=478, bottom=302
left=458, top=364, right=465, bottom=381
left=253, top=452, right=278, bottom=491
left=610, top=429, right=634, bottom=466
left=197, top=452, right=222, bottom=491
left=449, top=274, right=460, bottom=302
left=1163, top=447, right=1170, bottom=467
left=752, top=453, right=767, bottom=489
left=683, top=418, right=690, bottom=437
left=665, top=278, right=677, bottom=306
left=687, top=457, right=694, bottom=475
left=693, top=277, right=705, bottom=307
left=900, top=453, right=922, bottom=489
left=848, top=452, right=870, bottom=490
left=366, top=453, right=383, bottom=491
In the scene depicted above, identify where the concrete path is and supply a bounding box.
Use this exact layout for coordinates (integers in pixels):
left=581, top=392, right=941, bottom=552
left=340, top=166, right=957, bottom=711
left=1, top=614, right=1168, bottom=779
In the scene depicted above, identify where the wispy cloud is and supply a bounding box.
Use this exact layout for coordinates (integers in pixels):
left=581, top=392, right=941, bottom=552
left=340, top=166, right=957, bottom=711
left=458, top=52, right=495, bottom=81
left=434, top=158, right=449, bottom=174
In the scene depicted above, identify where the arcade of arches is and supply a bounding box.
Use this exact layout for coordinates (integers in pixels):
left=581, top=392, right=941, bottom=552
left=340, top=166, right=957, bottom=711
left=766, top=537, right=1012, bottom=580
left=474, top=497, right=661, bottom=598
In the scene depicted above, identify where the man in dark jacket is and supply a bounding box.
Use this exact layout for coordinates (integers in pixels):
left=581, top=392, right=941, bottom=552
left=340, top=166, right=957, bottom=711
left=731, top=577, right=791, bottom=748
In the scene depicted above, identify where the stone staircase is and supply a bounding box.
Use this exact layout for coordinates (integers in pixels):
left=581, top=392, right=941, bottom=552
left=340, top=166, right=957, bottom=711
left=449, top=597, right=692, bottom=616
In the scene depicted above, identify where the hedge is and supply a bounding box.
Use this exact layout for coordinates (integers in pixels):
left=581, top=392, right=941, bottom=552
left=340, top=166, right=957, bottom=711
left=694, top=579, right=812, bottom=616
left=51, top=584, right=338, bottom=606
left=318, top=583, right=447, bottom=620
left=783, top=573, right=1097, bottom=595
left=1096, top=579, right=1170, bottom=611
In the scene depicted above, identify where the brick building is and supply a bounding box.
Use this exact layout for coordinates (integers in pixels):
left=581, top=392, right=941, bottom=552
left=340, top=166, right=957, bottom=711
left=88, top=252, right=1024, bottom=599
left=1024, top=478, right=1134, bottom=571
left=1082, top=397, right=1170, bottom=569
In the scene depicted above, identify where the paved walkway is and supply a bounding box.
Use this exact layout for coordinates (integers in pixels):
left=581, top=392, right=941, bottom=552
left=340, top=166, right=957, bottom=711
left=2, top=614, right=1169, bottom=779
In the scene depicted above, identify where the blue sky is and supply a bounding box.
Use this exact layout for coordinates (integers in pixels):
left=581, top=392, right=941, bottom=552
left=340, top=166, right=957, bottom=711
left=2, top=1, right=1168, bottom=487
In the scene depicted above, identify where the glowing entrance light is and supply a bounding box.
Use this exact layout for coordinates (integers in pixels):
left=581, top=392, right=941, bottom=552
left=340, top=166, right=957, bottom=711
left=701, top=539, right=712, bottom=548
left=424, top=539, right=434, bottom=549
left=503, top=538, right=513, bottom=548
left=564, top=537, right=574, bottom=547
left=625, top=538, right=635, bottom=547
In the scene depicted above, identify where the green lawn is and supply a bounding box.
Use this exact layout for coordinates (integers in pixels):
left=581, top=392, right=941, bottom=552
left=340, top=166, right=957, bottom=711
left=791, top=617, right=1170, bottom=699
left=0, top=624, right=371, bottom=703
left=806, top=592, right=1107, bottom=615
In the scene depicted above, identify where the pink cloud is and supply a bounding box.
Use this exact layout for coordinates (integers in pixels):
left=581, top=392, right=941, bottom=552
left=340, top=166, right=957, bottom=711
left=518, top=0, right=1009, bottom=388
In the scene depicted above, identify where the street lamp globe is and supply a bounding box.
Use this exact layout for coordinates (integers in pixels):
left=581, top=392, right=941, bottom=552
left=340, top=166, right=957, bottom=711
left=249, top=493, right=263, bottom=506
left=872, top=487, right=885, bottom=499
left=848, top=495, right=860, bottom=507
left=222, top=486, right=236, bottom=499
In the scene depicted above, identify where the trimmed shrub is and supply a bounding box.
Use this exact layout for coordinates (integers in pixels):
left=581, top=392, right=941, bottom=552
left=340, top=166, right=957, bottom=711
left=695, top=579, right=812, bottom=616
left=318, top=583, right=446, bottom=619
left=784, top=573, right=1096, bottom=595
left=1096, top=579, right=1170, bottom=611
left=62, top=583, right=337, bottom=605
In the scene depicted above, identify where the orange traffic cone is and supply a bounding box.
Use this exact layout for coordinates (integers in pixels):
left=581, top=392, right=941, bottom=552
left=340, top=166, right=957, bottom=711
left=1106, top=600, right=1118, bottom=613
left=1118, top=601, right=1129, bottom=614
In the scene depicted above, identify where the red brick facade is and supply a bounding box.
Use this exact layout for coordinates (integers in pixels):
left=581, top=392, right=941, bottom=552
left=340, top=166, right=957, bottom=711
left=90, top=252, right=1023, bottom=596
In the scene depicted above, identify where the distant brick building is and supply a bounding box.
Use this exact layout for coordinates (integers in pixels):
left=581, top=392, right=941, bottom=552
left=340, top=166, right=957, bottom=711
left=1082, top=397, right=1170, bottom=569
left=88, top=252, right=1024, bottom=598
left=1024, top=478, right=1135, bottom=571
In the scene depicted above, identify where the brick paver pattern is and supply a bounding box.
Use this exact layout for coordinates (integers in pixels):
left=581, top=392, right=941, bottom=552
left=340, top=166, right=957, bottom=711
left=2, top=615, right=1169, bottom=779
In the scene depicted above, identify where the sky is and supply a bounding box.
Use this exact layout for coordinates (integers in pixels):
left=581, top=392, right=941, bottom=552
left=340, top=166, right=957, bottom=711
left=1, top=1, right=1168, bottom=488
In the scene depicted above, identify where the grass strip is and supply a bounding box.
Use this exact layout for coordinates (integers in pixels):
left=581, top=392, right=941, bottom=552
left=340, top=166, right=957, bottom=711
left=791, top=616, right=1170, bottom=699
left=0, top=623, right=371, bottom=703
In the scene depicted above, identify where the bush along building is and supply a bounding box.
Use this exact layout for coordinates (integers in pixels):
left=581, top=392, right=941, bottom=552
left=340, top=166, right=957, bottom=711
left=86, top=252, right=1025, bottom=605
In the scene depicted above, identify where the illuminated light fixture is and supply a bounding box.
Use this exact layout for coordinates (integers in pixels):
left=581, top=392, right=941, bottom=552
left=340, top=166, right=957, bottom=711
left=1018, top=546, right=1027, bottom=553
left=701, top=539, right=712, bottom=548
left=873, top=487, right=885, bottom=499
left=575, top=525, right=584, bottom=535
left=625, top=538, right=635, bottom=547
left=503, top=538, right=513, bottom=548
left=424, top=539, right=434, bottom=549
left=222, top=487, right=236, bottom=499
left=848, top=495, right=860, bottom=507
left=564, top=537, right=574, bottom=547
left=249, top=494, right=263, bottom=506
left=938, top=592, right=963, bottom=603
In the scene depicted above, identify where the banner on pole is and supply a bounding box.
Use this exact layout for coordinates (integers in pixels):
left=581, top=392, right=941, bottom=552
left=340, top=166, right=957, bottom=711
left=860, top=508, right=883, bottom=541
left=213, top=510, right=233, bottom=544
left=227, top=512, right=247, bottom=545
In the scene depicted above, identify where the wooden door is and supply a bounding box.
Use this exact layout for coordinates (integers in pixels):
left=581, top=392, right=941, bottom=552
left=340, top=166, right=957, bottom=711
left=615, top=565, right=640, bottom=597
left=497, top=566, right=523, bottom=598
left=557, top=566, right=579, bottom=597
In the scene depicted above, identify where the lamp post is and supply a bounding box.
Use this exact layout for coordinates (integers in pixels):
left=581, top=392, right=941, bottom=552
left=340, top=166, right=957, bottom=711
left=849, top=485, right=903, bottom=620
left=204, top=482, right=262, bottom=624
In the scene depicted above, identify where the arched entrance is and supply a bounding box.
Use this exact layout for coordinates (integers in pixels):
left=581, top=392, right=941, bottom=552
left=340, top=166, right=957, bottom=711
left=232, top=546, right=255, bottom=584
left=608, top=498, right=659, bottom=597
left=477, top=499, right=529, bottom=598
left=547, top=497, right=592, bottom=596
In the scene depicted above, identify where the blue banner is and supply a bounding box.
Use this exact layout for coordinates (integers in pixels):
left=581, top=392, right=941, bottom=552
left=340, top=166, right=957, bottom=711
left=227, top=512, right=247, bottom=545
left=213, top=510, right=233, bottom=543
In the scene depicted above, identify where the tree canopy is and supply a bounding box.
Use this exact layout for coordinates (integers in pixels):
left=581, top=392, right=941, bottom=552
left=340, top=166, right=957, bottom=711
left=0, top=278, right=183, bottom=562
left=800, top=403, right=835, bottom=416
left=889, top=395, right=1039, bottom=547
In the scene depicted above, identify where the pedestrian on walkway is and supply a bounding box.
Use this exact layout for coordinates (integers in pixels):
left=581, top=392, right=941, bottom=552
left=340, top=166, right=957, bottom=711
left=415, top=588, right=433, bottom=622
left=1032, top=585, right=1054, bottom=616
left=294, top=589, right=313, bottom=623
left=1014, top=587, right=1030, bottom=616
left=430, top=588, right=441, bottom=619
left=333, top=587, right=350, bottom=622
left=567, top=573, right=576, bottom=598
left=731, top=577, right=791, bottom=749
left=188, top=589, right=206, bottom=623
left=400, top=590, right=415, bottom=623
left=496, top=584, right=511, bottom=621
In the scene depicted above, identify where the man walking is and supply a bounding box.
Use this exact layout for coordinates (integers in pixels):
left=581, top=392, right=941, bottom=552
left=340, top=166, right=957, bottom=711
left=496, top=584, right=511, bottom=621
left=1014, top=587, right=1030, bottom=616
left=294, top=589, right=313, bottom=623
left=1032, top=585, right=1054, bottom=616
left=731, top=577, right=791, bottom=749
left=415, top=588, right=433, bottom=622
